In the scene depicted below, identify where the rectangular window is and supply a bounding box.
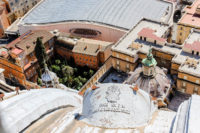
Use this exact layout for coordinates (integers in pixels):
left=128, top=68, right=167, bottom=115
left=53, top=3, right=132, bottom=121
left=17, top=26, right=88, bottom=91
left=179, top=39, right=181, bottom=43
left=126, top=64, right=129, bottom=68
left=182, top=82, right=186, bottom=87
left=117, top=60, right=119, bottom=65
left=117, top=66, right=120, bottom=70
left=194, top=86, right=198, bottom=92
left=116, top=54, right=119, bottom=58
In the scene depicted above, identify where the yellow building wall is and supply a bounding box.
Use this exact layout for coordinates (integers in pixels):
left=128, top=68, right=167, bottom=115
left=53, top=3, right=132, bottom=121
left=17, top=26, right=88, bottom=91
left=0, top=57, right=26, bottom=85
left=176, top=24, right=192, bottom=44
left=178, top=72, right=200, bottom=85
left=112, top=57, right=137, bottom=72
left=55, top=46, right=73, bottom=60
left=177, top=79, right=200, bottom=95
left=154, top=50, right=174, bottom=61
left=138, top=52, right=146, bottom=60
left=73, top=53, right=99, bottom=69
left=112, top=51, right=135, bottom=63
left=79, top=57, right=113, bottom=95
left=171, top=63, right=180, bottom=75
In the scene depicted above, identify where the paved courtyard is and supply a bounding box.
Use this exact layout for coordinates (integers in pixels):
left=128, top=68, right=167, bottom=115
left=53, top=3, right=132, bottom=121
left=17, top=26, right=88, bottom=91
left=99, top=68, right=128, bottom=83
left=168, top=91, right=191, bottom=111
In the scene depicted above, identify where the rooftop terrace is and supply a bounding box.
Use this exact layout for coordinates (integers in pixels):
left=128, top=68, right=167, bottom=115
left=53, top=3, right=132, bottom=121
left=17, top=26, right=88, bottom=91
left=179, top=0, right=200, bottom=27
left=112, top=19, right=180, bottom=58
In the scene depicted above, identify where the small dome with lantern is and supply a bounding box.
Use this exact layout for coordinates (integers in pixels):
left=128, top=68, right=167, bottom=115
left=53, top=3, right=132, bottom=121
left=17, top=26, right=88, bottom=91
left=126, top=48, right=171, bottom=105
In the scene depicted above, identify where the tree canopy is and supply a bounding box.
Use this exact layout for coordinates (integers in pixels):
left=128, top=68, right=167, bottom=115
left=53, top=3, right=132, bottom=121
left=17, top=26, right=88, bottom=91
left=35, top=37, right=47, bottom=70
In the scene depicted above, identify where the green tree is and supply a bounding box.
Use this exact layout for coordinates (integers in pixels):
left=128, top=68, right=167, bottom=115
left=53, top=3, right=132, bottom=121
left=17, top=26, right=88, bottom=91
left=37, top=78, right=42, bottom=86
left=77, top=82, right=83, bottom=90
left=83, top=71, right=88, bottom=77
left=35, top=37, right=47, bottom=70
left=62, top=65, right=74, bottom=76
left=55, top=59, right=61, bottom=65
left=78, top=76, right=87, bottom=84
left=73, top=77, right=82, bottom=89
left=59, top=78, right=63, bottom=84
left=74, top=68, right=78, bottom=73
left=89, top=69, right=94, bottom=77
left=51, top=65, right=61, bottom=73
left=67, top=75, right=73, bottom=87
left=62, top=77, right=68, bottom=83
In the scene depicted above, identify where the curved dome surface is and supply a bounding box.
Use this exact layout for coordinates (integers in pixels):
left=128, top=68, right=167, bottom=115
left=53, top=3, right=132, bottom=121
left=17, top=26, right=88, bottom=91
left=81, top=83, right=154, bottom=128
left=0, top=89, right=82, bottom=133
left=21, top=0, right=173, bottom=29
left=126, top=66, right=171, bottom=99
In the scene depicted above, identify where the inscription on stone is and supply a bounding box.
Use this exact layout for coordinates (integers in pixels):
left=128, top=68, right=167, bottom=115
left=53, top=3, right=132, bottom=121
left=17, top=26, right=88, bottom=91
left=93, top=85, right=130, bottom=115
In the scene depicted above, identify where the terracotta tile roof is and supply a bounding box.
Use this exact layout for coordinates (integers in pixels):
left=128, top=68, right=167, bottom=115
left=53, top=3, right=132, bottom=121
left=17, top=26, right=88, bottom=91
left=138, top=28, right=166, bottom=42
left=179, top=0, right=200, bottom=27
left=184, top=41, right=200, bottom=52
left=11, top=48, right=23, bottom=55
left=0, top=48, right=8, bottom=56
left=23, top=58, right=37, bottom=70
left=7, top=30, right=54, bottom=56
left=72, top=38, right=112, bottom=56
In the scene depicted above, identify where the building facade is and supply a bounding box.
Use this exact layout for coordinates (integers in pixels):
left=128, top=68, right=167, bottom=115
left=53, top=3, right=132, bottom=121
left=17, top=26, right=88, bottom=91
left=110, top=18, right=200, bottom=96
left=55, top=34, right=113, bottom=70
left=172, top=29, right=200, bottom=95
left=0, top=1, right=10, bottom=38
left=2, top=0, right=41, bottom=23
left=0, top=30, right=54, bottom=85
left=176, top=0, right=200, bottom=44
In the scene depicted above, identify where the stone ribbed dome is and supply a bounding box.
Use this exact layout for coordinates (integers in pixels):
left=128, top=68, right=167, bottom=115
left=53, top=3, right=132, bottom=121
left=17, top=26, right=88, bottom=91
left=126, top=66, right=171, bottom=99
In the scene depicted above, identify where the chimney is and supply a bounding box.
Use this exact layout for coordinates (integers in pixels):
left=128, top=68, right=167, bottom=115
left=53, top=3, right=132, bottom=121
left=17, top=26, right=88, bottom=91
left=84, top=46, right=87, bottom=50
left=195, top=4, right=200, bottom=15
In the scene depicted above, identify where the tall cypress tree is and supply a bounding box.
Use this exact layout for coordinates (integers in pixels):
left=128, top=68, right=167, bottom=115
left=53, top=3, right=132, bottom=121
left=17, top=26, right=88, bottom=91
left=35, top=37, right=47, bottom=70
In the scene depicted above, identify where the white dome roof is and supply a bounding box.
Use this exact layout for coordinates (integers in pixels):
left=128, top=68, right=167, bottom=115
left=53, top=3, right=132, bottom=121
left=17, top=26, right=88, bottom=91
left=81, top=83, right=155, bottom=128
left=41, top=70, right=57, bottom=82
left=0, top=89, right=82, bottom=133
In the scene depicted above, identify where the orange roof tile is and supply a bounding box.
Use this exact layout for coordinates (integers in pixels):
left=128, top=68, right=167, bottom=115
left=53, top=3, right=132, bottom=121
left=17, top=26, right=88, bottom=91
left=179, top=0, right=200, bottom=27
left=138, top=28, right=166, bottom=42
left=184, top=41, right=200, bottom=52
left=23, top=58, right=37, bottom=70
left=11, top=48, right=23, bottom=55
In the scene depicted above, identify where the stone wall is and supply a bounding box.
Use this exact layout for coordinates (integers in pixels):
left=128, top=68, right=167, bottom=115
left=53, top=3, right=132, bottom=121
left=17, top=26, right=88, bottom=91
left=19, top=22, right=127, bottom=43
left=79, top=57, right=113, bottom=95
